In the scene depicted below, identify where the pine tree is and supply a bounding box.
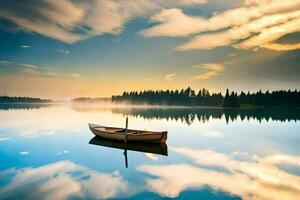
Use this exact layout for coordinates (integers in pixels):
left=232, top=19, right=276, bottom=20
left=223, top=89, right=230, bottom=107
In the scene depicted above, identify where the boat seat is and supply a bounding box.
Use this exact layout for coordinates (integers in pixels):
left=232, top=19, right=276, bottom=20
left=114, top=129, right=140, bottom=135
left=115, top=129, right=125, bottom=133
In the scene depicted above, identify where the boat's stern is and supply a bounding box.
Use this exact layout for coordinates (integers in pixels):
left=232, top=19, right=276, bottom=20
left=160, top=131, right=168, bottom=143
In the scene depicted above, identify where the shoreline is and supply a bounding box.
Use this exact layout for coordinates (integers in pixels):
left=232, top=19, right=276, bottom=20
left=1, top=102, right=299, bottom=109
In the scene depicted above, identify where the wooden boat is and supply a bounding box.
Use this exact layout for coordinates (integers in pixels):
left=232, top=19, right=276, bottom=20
left=89, top=136, right=168, bottom=156
left=88, top=123, right=167, bottom=143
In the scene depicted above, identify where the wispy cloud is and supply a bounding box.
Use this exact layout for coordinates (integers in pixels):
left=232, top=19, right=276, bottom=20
left=0, top=60, right=13, bottom=64
left=141, top=0, right=300, bottom=51
left=20, top=64, right=57, bottom=77
left=163, top=73, right=175, bottom=81
left=0, top=61, right=82, bottom=79
left=20, top=45, right=30, bottom=48
left=191, top=63, right=224, bottom=80
left=0, top=0, right=207, bottom=44
left=56, top=49, right=70, bottom=54
left=0, top=61, right=48, bottom=76
left=70, top=73, right=82, bottom=79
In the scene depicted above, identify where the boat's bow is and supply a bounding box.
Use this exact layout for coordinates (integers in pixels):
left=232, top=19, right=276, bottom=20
left=88, top=123, right=103, bottom=129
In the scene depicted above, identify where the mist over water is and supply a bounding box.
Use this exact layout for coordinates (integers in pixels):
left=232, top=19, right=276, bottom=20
left=0, top=103, right=299, bottom=200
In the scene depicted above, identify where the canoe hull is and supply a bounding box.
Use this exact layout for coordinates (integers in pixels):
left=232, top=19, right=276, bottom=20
left=89, top=124, right=167, bottom=143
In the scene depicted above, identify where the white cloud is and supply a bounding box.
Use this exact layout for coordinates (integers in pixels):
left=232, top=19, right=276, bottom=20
left=141, top=0, right=300, bottom=51
left=236, top=16, right=300, bottom=50
left=0, top=160, right=132, bottom=199
left=262, top=43, right=300, bottom=51
left=163, top=73, right=175, bottom=81
left=0, top=0, right=207, bottom=44
left=0, top=0, right=85, bottom=43
left=140, top=8, right=208, bottom=37
left=191, top=63, right=224, bottom=80
left=0, top=0, right=299, bottom=51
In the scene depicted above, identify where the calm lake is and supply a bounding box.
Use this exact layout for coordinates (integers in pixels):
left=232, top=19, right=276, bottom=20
left=0, top=104, right=300, bottom=200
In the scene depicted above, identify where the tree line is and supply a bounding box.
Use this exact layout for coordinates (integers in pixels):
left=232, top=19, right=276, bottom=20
left=0, top=96, right=52, bottom=103
left=112, top=88, right=300, bottom=107
left=71, top=97, right=111, bottom=103
left=112, top=87, right=223, bottom=106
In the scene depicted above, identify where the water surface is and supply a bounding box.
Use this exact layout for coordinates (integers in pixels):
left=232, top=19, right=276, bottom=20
left=0, top=104, right=300, bottom=200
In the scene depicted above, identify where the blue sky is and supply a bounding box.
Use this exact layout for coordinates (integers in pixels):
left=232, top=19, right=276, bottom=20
left=0, top=0, right=299, bottom=99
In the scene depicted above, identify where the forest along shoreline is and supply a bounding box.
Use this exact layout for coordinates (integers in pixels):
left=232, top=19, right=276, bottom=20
left=2, top=87, right=300, bottom=108
left=111, top=88, right=300, bottom=108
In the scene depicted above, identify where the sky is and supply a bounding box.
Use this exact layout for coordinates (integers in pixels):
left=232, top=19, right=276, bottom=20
left=0, top=0, right=299, bottom=100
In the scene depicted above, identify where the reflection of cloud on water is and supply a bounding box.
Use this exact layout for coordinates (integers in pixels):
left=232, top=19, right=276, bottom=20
left=19, top=151, right=30, bottom=155
left=21, top=128, right=57, bottom=139
left=144, top=153, right=159, bottom=160
left=253, top=154, right=300, bottom=167
left=231, top=151, right=249, bottom=157
left=0, top=105, right=128, bottom=139
left=56, top=150, right=69, bottom=156
left=0, top=161, right=132, bottom=200
left=0, top=135, right=10, bottom=141
left=137, top=147, right=300, bottom=199
left=197, top=129, right=224, bottom=138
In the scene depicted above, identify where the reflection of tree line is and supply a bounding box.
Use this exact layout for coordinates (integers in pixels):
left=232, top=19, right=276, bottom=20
left=0, top=103, right=52, bottom=110
left=7, top=103, right=298, bottom=124
left=111, top=107, right=300, bottom=125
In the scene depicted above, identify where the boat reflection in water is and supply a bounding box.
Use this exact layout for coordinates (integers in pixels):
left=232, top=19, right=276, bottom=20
left=89, top=137, right=168, bottom=168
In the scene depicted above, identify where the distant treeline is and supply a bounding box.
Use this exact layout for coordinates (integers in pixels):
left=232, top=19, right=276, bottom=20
left=112, top=88, right=300, bottom=107
left=113, top=88, right=223, bottom=106
left=71, top=97, right=111, bottom=103
left=0, top=96, right=52, bottom=104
